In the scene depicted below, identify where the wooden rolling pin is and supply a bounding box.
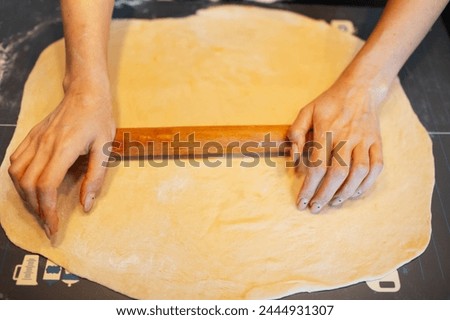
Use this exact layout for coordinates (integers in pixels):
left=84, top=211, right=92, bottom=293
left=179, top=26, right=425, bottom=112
left=112, top=125, right=304, bottom=158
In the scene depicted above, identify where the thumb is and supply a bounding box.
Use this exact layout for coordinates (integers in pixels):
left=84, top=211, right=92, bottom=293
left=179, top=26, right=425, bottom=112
left=288, top=105, right=314, bottom=161
left=80, top=141, right=110, bottom=213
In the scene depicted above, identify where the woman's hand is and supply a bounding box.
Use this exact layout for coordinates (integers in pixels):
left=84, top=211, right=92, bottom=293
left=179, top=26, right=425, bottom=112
left=289, top=79, right=386, bottom=213
left=288, top=0, right=449, bottom=213
left=8, top=81, right=115, bottom=237
left=7, top=0, right=116, bottom=239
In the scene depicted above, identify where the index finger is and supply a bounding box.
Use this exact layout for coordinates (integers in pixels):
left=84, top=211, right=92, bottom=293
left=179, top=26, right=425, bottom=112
left=297, top=134, right=328, bottom=210
left=36, top=146, right=81, bottom=236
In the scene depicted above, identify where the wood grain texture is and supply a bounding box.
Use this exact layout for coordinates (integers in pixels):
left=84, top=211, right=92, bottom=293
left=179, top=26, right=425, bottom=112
left=113, top=125, right=294, bottom=157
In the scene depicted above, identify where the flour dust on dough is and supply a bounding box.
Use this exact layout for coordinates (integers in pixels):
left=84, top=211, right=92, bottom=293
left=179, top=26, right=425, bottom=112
left=0, top=6, right=433, bottom=299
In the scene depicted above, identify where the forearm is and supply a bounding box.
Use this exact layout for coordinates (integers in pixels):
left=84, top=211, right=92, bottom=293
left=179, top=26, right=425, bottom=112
left=61, top=0, right=114, bottom=89
left=340, top=0, right=448, bottom=96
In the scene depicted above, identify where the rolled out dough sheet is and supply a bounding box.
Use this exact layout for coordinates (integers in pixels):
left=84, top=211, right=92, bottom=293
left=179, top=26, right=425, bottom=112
left=0, top=6, right=433, bottom=299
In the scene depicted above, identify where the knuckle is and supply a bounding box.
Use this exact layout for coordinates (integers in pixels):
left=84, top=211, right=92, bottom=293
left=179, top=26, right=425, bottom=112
left=9, top=153, right=18, bottom=163
left=100, top=134, right=114, bottom=147
left=19, top=178, right=34, bottom=194
left=353, top=163, right=370, bottom=177
left=287, top=127, right=300, bottom=141
left=299, top=189, right=315, bottom=200
left=340, top=184, right=358, bottom=199
left=338, top=191, right=353, bottom=200
left=302, top=103, right=313, bottom=113
left=309, top=165, right=326, bottom=178
left=85, top=171, right=106, bottom=190
left=372, top=160, right=384, bottom=174
left=39, top=132, right=53, bottom=145
left=36, top=178, right=55, bottom=195
left=27, top=126, right=39, bottom=140
left=330, top=165, right=349, bottom=180
left=54, top=139, right=73, bottom=154
left=360, top=138, right=373, bottom=150
left=8, top=165, right=20, bottom=179
left=85, top=175, right=102, bottom=188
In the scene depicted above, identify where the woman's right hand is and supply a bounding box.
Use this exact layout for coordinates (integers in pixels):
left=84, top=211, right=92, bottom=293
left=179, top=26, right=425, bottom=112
left=8, top=79, right=116, bottom=238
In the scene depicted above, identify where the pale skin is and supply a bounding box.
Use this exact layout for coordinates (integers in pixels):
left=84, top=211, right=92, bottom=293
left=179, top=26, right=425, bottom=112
left=8, top=0, right=449, bottom=237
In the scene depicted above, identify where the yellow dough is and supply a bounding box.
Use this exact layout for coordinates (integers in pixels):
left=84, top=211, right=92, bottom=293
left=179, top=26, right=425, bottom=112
left=0, top=6, right=433, bottom=299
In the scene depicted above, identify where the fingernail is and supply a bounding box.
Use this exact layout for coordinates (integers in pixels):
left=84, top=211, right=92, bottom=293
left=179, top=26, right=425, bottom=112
left=84, top=192, right=96, bottom=212
left=330, top=197, right=343, bottom=207
left=310, top=202, right=322, bottom=214
left=43, top=224, right=52, bottom=239
left=297, top=198, right=309, bottom=210
left=350, top=189, right=363, bottom=199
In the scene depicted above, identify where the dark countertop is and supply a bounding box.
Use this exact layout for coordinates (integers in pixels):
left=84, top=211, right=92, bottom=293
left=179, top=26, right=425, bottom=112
left=0, top=0, right=449, bottom=299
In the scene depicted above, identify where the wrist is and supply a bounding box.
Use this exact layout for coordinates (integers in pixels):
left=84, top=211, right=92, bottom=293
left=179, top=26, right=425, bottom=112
left=62, top=74, right=113, bottom=113
left=63, top=70, right=110, bottom=95
left=335, top=63, right=393, bottom=110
